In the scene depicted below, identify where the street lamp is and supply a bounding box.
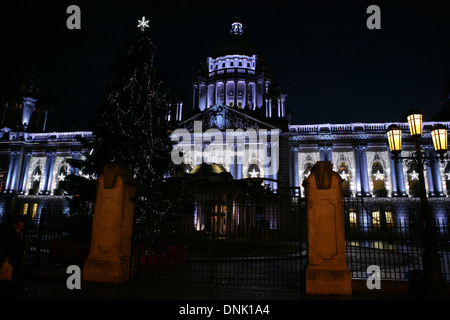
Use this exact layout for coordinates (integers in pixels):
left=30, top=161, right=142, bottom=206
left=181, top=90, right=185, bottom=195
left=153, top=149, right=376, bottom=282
left=387, top=124, right=402, bottom=155
left=431, top=124, right=448, bottom=159
left=386, top=110, right=447, bottom=297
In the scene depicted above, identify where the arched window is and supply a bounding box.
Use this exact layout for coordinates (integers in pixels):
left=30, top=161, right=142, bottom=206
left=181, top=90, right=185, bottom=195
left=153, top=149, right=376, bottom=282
left=407, top=165, right=420, bottom=197
left=372, top=161, right=387, bottom=197
left=303, top=163, right=313, bottom=181
left=338, top=162, right=351, bottom=196
left=185, top=164, right=193, bottom=174
left=29, top=166, right=41, bottom=194
left=55, top=165, right=67, bottom=193
left=445, top=162, right=450, bottom=196
left=247, top=163, right=260, bottom=178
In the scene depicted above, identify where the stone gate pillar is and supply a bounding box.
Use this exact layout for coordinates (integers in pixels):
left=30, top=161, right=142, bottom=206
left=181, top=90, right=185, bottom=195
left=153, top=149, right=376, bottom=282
left=303, top=161, right=352, bottom=295
left=83, top=163, right=136, bottom=283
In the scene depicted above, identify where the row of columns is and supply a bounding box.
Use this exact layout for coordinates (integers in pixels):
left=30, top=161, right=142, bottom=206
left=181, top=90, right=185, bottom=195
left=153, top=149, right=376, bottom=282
left=290, top=146, right=446, bottom=197
left=194, top=79, right=258, bottom=111
left=187, top=140, right=279, bottom=190
left=3, top=149, right=82, bottom=195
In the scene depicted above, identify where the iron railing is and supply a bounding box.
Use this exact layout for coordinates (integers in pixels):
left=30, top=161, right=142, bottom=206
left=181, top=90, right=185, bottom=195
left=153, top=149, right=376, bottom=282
left=130, top=193, right=308, bottom=291
left=0, top=214, right=92, bottom=272
left=343, top=197, right=450, bottom=282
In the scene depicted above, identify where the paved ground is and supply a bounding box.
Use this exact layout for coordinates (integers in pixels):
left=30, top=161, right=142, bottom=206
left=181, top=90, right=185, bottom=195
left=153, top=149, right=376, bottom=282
left=2, top=272, right=449, bottom=319
left=0, top=272, right=439, bottom=301
left=1, top=266, right=448, bottom=306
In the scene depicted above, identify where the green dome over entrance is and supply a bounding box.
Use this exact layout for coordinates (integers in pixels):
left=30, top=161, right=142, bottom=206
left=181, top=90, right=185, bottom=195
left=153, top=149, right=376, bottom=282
left=189, top=163, right=228, bottom=175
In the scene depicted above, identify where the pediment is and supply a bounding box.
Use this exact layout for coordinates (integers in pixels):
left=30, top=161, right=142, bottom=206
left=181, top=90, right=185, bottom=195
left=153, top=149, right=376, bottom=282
left=180, top=104, right=279, bottom=132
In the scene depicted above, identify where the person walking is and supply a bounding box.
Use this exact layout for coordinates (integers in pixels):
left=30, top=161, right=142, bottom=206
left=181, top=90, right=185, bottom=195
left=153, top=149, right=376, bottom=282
left=3, top=220, right=26, bottom=282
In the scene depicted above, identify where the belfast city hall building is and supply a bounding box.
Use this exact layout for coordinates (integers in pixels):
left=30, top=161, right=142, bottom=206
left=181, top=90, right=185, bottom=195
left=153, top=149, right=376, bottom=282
left=1, top=22, right=449, bottom=233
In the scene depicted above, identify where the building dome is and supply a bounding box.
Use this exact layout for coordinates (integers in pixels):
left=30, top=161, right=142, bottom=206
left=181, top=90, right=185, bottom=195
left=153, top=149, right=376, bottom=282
left=192, top=22, right=286, bottom=120
left=189, top=163, right=228, bottom=175
left=210, top=22, right=261, bottom=58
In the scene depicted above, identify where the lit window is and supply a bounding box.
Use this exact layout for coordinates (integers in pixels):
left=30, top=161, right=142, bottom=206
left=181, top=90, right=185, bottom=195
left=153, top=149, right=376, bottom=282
left=372, top=161, right=386, bottom=196
left=32, top=203, right=38, bottom=219
left=303, top=163, right=313, bottom=181
left=349, top=210, right=357, bottom=228
left=30, top=166, right=42, bottom=194
left=22, top=203, right=28, bottom=215
left=247, top=163, right=261, bottom=178
left=338, top=162, right=351, bottom=196
left=385, top=209, right=394, bottom=227
left=372, top=209, right=381, bottom=227
left=407, top=165, right=420, bottom=197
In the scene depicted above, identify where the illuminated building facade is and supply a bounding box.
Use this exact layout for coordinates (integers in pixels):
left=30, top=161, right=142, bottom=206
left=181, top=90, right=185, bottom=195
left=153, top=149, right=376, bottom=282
left=179, top=22, right=450, bottom=230
left=0, top=69, right=95, bottom=220
left=0, top=129, right=95, bottom=220
left=0, top=22, right=448, bottom=231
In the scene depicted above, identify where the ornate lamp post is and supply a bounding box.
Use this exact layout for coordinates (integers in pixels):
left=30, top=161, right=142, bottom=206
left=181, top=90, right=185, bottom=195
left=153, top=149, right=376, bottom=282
left=386, top=110, right=447, bottom=297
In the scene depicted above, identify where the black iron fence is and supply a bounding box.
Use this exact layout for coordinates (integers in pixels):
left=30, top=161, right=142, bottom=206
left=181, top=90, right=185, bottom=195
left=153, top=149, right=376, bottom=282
left=0, top=213, right=92, bottom=273
left=3, top=190, right=449, bottom=289
left=130, top=193, right=307, bottom=291
left=343, top=197, right=450, bottom=282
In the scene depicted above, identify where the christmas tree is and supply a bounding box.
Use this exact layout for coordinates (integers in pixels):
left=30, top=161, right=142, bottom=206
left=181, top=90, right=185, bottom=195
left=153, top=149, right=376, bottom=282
left=80, top=17, right=175, bottom=232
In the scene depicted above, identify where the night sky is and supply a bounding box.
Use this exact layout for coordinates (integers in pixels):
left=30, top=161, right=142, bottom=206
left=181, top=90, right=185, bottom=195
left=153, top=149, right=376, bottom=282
left=1, top=1, right=449, bottom=132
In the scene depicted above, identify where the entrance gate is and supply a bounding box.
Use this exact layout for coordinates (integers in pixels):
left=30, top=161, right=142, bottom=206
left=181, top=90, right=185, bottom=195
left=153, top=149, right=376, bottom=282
left=130, top=193, right=307, bottom=292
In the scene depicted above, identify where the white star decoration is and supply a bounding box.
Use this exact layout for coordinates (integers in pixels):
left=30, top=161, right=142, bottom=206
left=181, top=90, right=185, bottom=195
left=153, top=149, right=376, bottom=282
left=58, top=173, right=66, bottom=181
left=33, top=173, right=40, bottom=181
left=409, top=170, right=419, bottom=180
left=249, top=168, right=260, bottom=178
left=373, top=170, right=384, bottom=181
left=446, top=172, right=450, bottom=180
left=137, top=16, right=149, bottom=32
left=340, top=171, right=349, bottom=181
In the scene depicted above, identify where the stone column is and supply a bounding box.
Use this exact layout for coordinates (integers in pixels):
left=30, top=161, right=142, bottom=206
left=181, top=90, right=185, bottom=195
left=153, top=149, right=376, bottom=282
left=432, top=158, right=444, bottom=196
left=4, top=151, right=18, bottom=192
left=7, top=151, right=22, bottom=192
left=41, top=152, right=56, bottom=194
left=83, top=164, right=136, bottom=283
left=244, top=80, right=248, bottom=108
left=193, top=84, right=197, bottom=110
left=234, top=80, right=238, bottom=107
left=223, top=80, right=227, bottom=105
left=290, top=149, right=299, bottom=196
left=303, top=161, right=352, bottom=295
left=389, top=156, right=398, bottom=196
left=359, top=147, right=370, bottom=196
left=252, top=82, right=256, bottom=109
left=395, top=155, right=407, bottom=196
left=319, top=146, right=332, bottom=162
left=354, top=147, right=362, bottom=196
left=19, top=153, right=31, bottom=194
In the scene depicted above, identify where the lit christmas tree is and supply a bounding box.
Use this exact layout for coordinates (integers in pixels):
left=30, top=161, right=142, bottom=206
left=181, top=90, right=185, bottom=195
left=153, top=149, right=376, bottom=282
left=82, top=17, right=175, bottom=233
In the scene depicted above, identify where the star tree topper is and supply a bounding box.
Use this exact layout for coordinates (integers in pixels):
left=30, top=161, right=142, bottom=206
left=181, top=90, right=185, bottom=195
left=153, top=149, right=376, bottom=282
left=137, top=16, right=149, bottom=32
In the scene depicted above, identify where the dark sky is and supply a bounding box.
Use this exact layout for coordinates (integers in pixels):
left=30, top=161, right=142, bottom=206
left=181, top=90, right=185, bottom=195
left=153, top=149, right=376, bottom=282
left=1, top=1, right=449, bottom=131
